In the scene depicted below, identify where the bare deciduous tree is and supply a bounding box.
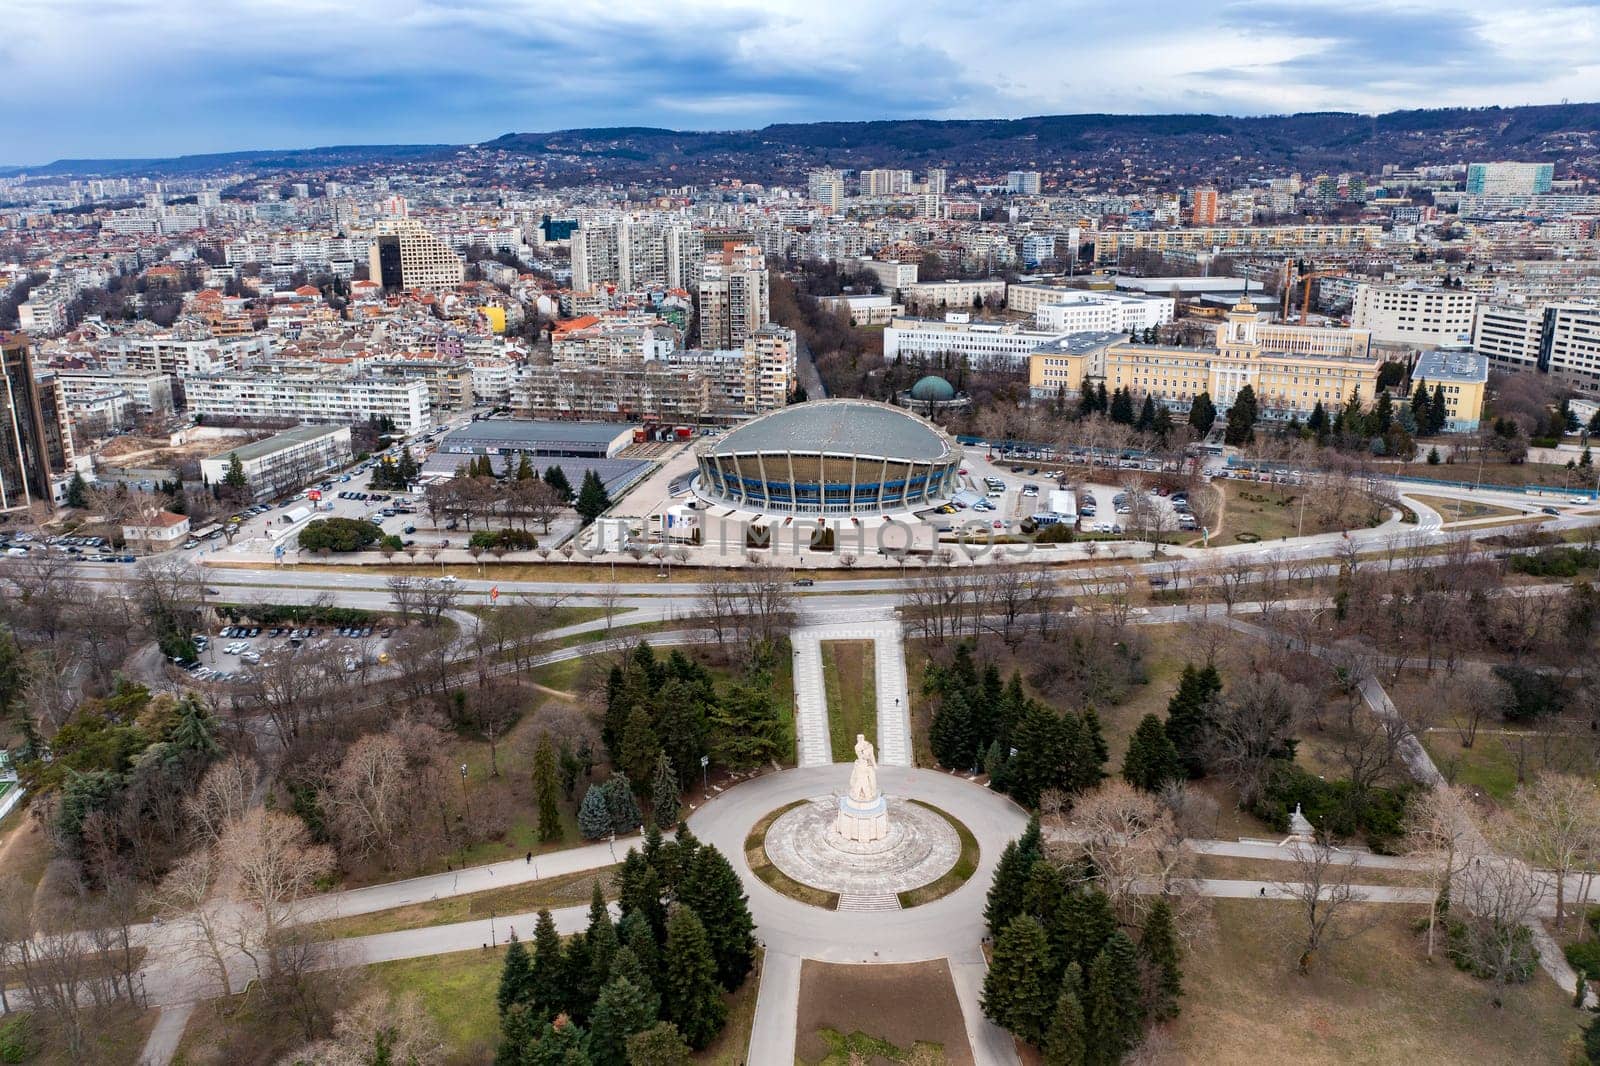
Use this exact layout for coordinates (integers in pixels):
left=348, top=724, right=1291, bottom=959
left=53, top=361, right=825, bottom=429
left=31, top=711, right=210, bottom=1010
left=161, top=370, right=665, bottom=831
left=1404, top=786, right=1481, bottom=958
left=1276, top=835, right=1369, bottom=975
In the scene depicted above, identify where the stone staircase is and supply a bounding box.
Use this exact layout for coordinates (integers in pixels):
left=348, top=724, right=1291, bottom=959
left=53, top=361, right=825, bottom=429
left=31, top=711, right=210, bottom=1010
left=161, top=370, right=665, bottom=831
left=790, top=633, right=831, bottom=767
left=835, top=892, right=902, bottom=912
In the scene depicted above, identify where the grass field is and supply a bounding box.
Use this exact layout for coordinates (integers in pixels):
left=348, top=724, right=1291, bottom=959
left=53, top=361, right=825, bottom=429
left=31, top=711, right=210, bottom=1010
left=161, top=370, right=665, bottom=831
left=821, top=640, right=876, bottom=763
left=694, top=947, right=763, bottom=1065
left=1165, top=899, right=1579, bottom=1064
left=898, top=801, right=979, bottom=908
left=1215, top=481, right=1382, bottom=546
left=316, top=865, right=620, bottom=940
left=1402, top=460, right=1589, bottom=491
left=745, top=801, right=838, bottom=909
left=369, top=949, right=504, bottom=1066
left=1406, top=494, right=1523, bottom=522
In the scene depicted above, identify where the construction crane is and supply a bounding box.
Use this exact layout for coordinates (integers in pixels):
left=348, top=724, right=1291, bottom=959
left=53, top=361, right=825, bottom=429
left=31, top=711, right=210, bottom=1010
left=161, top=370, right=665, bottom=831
left=1279, top=259, right=1345, bottom=323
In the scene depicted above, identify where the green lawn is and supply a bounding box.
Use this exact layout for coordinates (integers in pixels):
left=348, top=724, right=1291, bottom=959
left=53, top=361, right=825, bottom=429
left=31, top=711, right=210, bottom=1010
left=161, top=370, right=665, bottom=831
left=1420, top=732, right=1534, bottom=801
left=821, top=640, right=876, bottom=763
left=317, top=865, right=620, bottom=940
left=898, top=802, right=978, bottom=908
left=370, top=948, right=505, bottom=1066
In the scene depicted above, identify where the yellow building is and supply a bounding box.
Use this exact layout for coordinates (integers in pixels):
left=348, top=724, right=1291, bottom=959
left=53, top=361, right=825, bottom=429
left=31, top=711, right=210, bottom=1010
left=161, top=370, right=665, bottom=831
left=1409, top=349, right=1487, bottom=432
left=1032, top=297, right=1381, bottom=421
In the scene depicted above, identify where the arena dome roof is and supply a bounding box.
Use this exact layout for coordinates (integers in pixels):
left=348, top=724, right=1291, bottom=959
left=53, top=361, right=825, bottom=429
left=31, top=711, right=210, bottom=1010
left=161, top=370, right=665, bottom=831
left=708, top=399, right=951, bottom=461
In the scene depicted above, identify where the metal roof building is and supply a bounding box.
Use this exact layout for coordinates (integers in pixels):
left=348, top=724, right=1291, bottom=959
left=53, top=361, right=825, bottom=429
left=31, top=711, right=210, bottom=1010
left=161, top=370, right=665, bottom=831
left=436, top=419, right=634, bottom=459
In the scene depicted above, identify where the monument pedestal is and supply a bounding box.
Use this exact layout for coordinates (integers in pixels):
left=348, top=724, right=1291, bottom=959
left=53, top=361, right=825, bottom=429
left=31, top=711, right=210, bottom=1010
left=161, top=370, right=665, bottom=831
left=835, top=792, right=888, bottom=843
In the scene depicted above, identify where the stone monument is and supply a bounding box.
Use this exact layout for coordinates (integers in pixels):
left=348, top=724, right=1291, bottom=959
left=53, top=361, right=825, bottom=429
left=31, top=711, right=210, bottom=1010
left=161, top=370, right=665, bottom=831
left=835, top=733, right=888, bottom=842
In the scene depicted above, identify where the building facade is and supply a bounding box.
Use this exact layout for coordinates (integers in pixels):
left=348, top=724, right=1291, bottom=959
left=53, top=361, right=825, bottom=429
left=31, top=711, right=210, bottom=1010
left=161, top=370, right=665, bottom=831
left=185, top=374, right=433, bottom=434
left=0, top=334, right=73, bottom=514
left=199, top=425, right=355, bottom=502
left=1351, top=283, right=1478, bottom=347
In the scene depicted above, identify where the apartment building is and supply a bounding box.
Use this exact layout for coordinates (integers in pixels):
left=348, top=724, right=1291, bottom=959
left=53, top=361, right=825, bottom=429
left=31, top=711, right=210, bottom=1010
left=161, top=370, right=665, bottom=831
left=1190, top=186, right=1219, bottom=225
left=184, top=373, right=432, bottom=434
left=697, top=242, right=768, bottom=349
left=1350, top=283, right=1478, bottom=347
left=0, top=334, right=74, bottom=514
left=860, top=169, right=914, bottom=197
left=198, top=425, right=355, bottom=502
left=367, top=221, right=465, bottom=291
left=512, top=364, right=711, bottom=422
left=900, top=279, right=1007, bottom=312
left=1090, top=224, right=1380, bottom=264
left=56, top=369, right=175, bottom=416
left=1007, top=171, right=1042, bottom=195
left=808, top=170, right=846, bottom=213
left=1465, top=162, right=1554, bottom=195
left=570, top=221, right=701, bottom=292
left=853, top=259, right=919, bottom=294
left=817, top=294, right=904, bottom=326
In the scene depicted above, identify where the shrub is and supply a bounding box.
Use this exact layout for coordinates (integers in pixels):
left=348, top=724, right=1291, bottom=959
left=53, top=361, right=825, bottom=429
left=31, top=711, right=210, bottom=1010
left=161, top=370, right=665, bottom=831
left=1493, top=664, right=1567, bottom=723
left=1566, top=938, right=1600, bottom=983
left=1249, top=761, right=1412, bottom=851
left=1035, top=522, right=1073, bottom=544
left=468, top=528, right=539, bottom=551
left=220, top=603, right=376, bottom=627
left=297, top=517, right=383, bottom=553
left=0, top=1014, right=34, bottom=1064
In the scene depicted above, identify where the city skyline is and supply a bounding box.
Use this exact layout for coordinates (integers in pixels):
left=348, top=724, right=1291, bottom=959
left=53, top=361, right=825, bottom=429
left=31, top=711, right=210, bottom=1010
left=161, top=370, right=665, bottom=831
left=6, top=0, right=1600, bottom=163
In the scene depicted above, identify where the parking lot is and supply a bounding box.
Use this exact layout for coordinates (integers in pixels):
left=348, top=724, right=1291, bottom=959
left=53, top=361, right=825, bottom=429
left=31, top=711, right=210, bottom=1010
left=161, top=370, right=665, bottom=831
left=175, top=620, right=400, bottom=687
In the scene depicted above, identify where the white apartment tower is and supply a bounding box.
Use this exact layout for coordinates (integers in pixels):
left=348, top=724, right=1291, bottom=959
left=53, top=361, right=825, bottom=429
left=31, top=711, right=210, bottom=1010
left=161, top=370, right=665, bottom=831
left=808, top=170, right=846, bottom=214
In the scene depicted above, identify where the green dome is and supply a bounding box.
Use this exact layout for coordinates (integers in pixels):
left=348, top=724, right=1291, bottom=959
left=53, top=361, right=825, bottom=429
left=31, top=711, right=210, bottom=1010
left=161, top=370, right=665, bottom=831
left=909, top=375, right=956, bottom=402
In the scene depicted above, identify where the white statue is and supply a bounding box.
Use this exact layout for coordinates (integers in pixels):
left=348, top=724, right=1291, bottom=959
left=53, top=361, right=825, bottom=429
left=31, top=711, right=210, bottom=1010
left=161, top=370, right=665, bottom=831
left=848, top=733, right=879, bottom=802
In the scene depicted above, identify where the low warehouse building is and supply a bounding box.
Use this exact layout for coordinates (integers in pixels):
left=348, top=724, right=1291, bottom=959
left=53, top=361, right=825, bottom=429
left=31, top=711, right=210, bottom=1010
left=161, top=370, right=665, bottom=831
left=199, top=425, right=354, bottom=502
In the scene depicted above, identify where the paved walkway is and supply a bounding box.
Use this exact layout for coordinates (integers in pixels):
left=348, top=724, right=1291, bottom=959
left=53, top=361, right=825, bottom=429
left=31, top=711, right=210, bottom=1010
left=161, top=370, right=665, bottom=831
left=790, top=631, right=831, bottom=767
left=138, top=1001, right=193, bottom=1066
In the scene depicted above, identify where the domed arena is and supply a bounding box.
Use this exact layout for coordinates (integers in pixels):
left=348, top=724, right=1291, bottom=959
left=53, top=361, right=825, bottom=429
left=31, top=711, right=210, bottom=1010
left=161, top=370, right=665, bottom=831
left=694, top=399, right=962, bottom=516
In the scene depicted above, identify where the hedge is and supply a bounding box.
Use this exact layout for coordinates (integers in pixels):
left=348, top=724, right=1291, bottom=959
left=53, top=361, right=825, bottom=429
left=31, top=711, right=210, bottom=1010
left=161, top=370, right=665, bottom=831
left=298, top=517, right=383, bottom=554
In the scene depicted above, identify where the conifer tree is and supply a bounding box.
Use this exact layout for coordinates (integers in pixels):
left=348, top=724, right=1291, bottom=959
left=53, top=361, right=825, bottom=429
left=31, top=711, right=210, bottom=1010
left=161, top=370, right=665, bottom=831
left=607, top=945, right=658, bottom=1017
left=579, top=781, right=615, bottom=840
left=1164, top=663, right=1221, bottom=779
left=534, top=732, right=562, bottom=842
left=529, top=909, right=566, bottom=1021
left=619, top=910, right=661, bottom=993
left=626, top=1022, right=693, bottom=1066
left=497, top=932, right=533, bottom=1017
left=1137, top=394, right=1156, bottom=432
left=1043, top=987, right=1088, bottom=1066
left=543, top=464, right=574, bottom=503
left=983, top=914, right=1056, bottom=1047
left=1430, top=383, right=1449, bottom=434
left=679, top=845, right=756, bottom=988
left=662, top=906, right=726, bottom=1049
left=588, top=976, right=655, bottom=1066
left=587, top=880, right=619, bottom=995
left=650, top=752, right=680, bottom=828
left=528, top=1014, right=591, bottom=1066
left=1188, top=392, right=1216, bottom=434
left=1121, top=713, right=1182, bottom=792
left=620, top=707, right=662, bottom=789
left=984, top=817, right=1042, bottom=938
left=1224, top=385, right=1257, bottom=445
left=563, top=930, right=594, bottom=1023
left=1140, top=898, right=1183, bottom=1021
left=930, top=688, right=978, bottom=771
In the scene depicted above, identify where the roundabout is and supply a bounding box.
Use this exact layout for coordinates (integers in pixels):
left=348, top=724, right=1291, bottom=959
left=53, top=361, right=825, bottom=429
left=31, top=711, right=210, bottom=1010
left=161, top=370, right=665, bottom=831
left=762, top=794, right=962, bottom=901
left=688, top=762, right=1028, bottom=964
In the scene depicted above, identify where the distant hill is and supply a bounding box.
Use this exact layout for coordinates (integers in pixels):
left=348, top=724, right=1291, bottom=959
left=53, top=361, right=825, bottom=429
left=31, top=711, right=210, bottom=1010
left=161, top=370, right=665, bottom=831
left=10, top=103, right=1600, bottom=180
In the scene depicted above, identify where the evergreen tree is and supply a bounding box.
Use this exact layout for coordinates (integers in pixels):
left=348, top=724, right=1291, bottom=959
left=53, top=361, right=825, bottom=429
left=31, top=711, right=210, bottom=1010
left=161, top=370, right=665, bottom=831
left=1140, top=898, right=1183, bottom=1021
left=680, top=845, right=756, bottom=989
left=1043, top=988, right=1088, bottom=1066
left=1430, top=384, right=1449, bottom=434
left=168, top=696, right=221, bottom=759
left=1095, top=382, right=1108, bottom=414
left=563, top=930, right=595, bottom=1024
left=617, top=850, right=667, bottom=938
left=1164, top=663, right=1220, bottom=779
left=619, top=707, right=662, bottom=790
left=517, top=453, right=536, bottom=480
left=1427, top=445, right=1441, bottom=464
left=1410, top=381, right=1430, bottom=431
left=589, top=976, right=654, bottom=1066
left=534, top=732, right=563, bottom=842
left=498, top=932, right=534, bottom=1017
left=985, top=817, right=1042, bottom=938
left=662, top=906, right=727, bottom=1049
left=1062, top=889, right=1118, bottom=974
left=650, top=753, right=680, bottom=828
left=619, top=910, right=661, bottom=994
left=1081, top=709, right=1109, bottom=786
left=983, top=915, right=1056, bottom=1047
left=1110, top=387, right=1135, bottom=426
left=930, top=688, right=978, bottom=771
left=1308, top=399, right=1327, bottom=436
left=1374, top=390, right=1394, bottom=434
left=626, top=1022, right=693, bottom=1066
left=529, top=909, right=567, bottom=1022
left=528, top=1015, right=591, bottom=1066
left=544, top=464, right=574, bottom=503
left=497, top=1003, right=541, bottom=1066
left=587, top=879, right=619, bottom=989
left=1121, top=713, right=1182, bottom=792
left=1188, top=392, right=1216, bottom=434
left=653, top=677, right=709, bottom=786
left=1224, top=385, right=1257, bottom=446
left=65, top=471, right=87, bottom=509
left=1084, top=951, right=1124, bottom=1066
left=1152, top=403, right=1174, bottom=442
left=576, top=470, right=612, bottom=525
left=579, top=781, right=616, bottom=840
left=1136, top=395, right=1156, bottom=432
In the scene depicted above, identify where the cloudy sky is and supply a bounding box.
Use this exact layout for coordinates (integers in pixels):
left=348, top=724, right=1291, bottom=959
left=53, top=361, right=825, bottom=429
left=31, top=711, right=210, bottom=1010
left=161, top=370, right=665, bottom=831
left=5, top=0, right=1600, bottom=162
